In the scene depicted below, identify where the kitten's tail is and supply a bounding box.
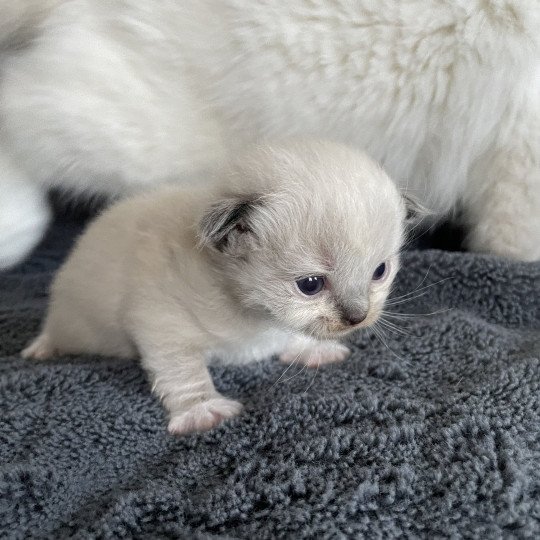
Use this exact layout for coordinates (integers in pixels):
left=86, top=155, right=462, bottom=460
left=0, top=0, right=62, bottom=49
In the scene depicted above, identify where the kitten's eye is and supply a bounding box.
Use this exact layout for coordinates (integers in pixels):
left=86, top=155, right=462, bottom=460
left=296, top=276, right=325, bottom=296
left=372, top=262, right=387, bottom=281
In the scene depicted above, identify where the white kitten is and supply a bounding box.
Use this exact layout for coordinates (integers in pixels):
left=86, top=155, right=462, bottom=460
left=1, top=0, right=538, bottom=268
left=22, top=140, right=406, bottom=435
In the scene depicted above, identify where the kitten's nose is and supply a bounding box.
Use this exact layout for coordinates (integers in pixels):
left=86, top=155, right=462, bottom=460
left=343, top=311, right=367, bottom=326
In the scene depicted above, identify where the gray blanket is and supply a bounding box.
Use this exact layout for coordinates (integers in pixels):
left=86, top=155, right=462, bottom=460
left=1, top=222, right=539, bottom=539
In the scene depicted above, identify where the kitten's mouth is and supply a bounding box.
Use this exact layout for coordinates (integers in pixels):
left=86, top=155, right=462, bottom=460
left=309, top=312, right=380, bottom=339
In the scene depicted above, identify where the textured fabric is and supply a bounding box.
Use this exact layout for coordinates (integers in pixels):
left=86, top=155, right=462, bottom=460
left=1, top=222, right=539, bottom=539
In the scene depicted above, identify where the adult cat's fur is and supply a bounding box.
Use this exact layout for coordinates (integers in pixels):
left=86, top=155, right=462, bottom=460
left=22, top=140, right=405, bottom=434
left=1, top=0, right=539, bottom=266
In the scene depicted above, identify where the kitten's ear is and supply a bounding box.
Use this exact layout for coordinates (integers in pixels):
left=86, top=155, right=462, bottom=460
left=198, top=195, right=261, bottom=253
left=402, top=193, right=432, bottom=227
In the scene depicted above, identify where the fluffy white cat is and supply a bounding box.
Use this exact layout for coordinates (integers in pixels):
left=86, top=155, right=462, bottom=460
left=1, top=0, right=539, bottom=267
left=22, top=140, right=406, bottom=434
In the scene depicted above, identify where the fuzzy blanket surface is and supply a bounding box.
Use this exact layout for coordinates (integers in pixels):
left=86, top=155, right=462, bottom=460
left=1, top=220, right=539, bottom=539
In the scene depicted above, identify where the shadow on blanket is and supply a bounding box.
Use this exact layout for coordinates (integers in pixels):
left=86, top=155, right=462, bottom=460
left=1, top=208, right=539, bottom=538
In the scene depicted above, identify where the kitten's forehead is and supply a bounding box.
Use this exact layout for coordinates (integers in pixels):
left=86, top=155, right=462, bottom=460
left=266, top=204, right=403, bottom=281
left=225, top=139, right=405, bottom=269
left=276, top=173, right=404, bottom=270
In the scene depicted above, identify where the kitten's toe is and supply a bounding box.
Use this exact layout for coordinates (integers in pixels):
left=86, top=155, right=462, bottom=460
left=280, top=341, right=351, bottom=368
left=21, top=333, right=56, bottom=360
left=167, top=396, right=243, bottom=436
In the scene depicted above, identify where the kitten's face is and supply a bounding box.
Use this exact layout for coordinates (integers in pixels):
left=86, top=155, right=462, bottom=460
left=225, top=204, right=404, bottom=339
left=199, top=141, right=406, bottom=339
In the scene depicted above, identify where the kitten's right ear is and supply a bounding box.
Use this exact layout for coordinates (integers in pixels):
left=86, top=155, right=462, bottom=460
left=198, top=196, right=261, bottom=254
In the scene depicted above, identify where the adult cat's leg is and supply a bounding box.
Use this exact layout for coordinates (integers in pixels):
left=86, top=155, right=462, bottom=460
left=0, top=149, right=51, bottom=269
left=461, top=83, right=540, bottom=261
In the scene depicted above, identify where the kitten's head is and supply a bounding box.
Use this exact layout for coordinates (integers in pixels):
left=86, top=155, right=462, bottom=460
left=199, top=140, right=409, bottom=339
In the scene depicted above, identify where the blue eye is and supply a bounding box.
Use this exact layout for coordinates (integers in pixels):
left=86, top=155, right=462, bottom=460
left=372, top=262, right=387, bottom=280
left=296, top=276, right=325, bottom=296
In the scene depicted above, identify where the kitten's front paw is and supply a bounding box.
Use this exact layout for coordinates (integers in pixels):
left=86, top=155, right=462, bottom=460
left=167, top=396, right=243, bottom=436
left=280, top=341, right=351, bottom=368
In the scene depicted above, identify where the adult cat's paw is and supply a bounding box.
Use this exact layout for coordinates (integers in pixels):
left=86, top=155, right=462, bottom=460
left=167, top=396, right=243, bottom=436
left=280, top=340, right=351, bottom=368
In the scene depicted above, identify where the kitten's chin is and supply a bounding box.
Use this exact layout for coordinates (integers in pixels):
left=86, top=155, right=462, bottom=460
left=302, top=325, right=357, bottom=341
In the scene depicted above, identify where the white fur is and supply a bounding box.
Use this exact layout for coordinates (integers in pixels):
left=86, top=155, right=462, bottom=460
left=0, top=149, right=51, bottom=269
left=21, top=141, right=405, bottom=435
left=1, top=0, right=538, bottom=265
left=0, top=0, right=61, bottom=47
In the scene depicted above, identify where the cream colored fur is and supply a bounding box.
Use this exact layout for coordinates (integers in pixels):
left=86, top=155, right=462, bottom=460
left=22, top=141, right=405, bottom=435
left=1, top=0, right=538, bottom=267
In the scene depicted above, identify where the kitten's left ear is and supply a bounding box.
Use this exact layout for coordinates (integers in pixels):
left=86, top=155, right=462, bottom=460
left=198, top=195, right=262, bottom=254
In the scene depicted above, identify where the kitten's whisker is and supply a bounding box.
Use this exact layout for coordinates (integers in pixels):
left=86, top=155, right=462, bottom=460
left=272, top=337, right=314, bottom=389
left=386, top=278, right=454, bottom=307
left=378, top=318, right=411, bottom=336
left=401, top=217, right=441, bottom=249
left=387, top=276, right=453, bottom=304
left=391, top=263, right=436, bottom=296
left=303, top=363, right=320, bottom=394
left=381, top=321, right=410, bottom=336
left=382, top=307, right=452, bottom=319
left=371, top=324, right=412, bottom=367
left=271, top=351, right=302, bottom=389
left=385, top=290, right=430, bottom=306
left=402, top=216, right=433, bottom=245
left=381, top=311, right=418, bottom=320
left=281, top=363, right=308, bottom=385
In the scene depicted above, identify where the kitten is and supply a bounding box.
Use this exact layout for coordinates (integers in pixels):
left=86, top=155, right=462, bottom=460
left=22, top=140, right=406, bottom=435
left=0, top=0, right=538, bottom=269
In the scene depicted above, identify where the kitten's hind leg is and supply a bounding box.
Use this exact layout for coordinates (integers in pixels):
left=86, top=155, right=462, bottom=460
left=21, top=332, right=57, bottom=360
left=279, top=335, right=351, bottom=368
